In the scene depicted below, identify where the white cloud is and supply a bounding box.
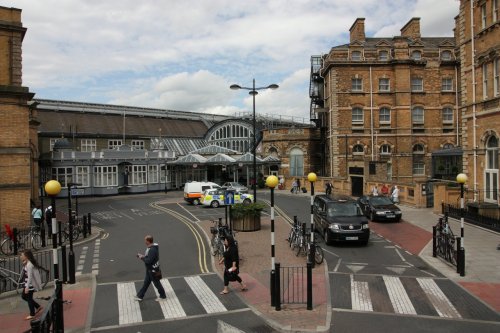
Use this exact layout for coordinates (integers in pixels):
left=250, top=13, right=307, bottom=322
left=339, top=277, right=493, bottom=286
left=3, top=0, right=459, bottom=120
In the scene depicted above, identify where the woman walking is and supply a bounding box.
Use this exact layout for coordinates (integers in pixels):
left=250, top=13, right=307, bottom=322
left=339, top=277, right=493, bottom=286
left=20, top=249, right=43, bottom=320
left=219, top=236, right=246, bottom=294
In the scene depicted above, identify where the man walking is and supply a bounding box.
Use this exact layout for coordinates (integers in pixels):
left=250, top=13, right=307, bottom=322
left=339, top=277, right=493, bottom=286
left=135, top=235, right=166, bottom=301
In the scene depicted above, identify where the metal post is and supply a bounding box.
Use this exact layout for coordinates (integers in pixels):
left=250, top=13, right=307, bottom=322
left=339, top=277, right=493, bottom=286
left=432, top=225, right=437, bottom=257
left=51, top=196, right=59, bottom=280
left=67, top=184, right=76, bottom=284
left=275, top=262, right=281, bottom=311
left=59, top=220, right=67, bottom=283
left=87, top=213, right=92, bottom=235
left=229, top=205, right=232, bottom=233
left=308, top=181, right=315, bottom=267
left=306, top=262, right=313, bottom=310
left=459, top=182, right=465, bottom=276
left=270, top=186, right=276, bottom=306
left=55, top=280, right=64, bottom=333
left=82, top=215, right=87, bottom=238
left=13, top=228, right=18, bottom=255
left=40, top=197, right=46, bottom=248
left=456, top=237, right=462, bottom=274
left=252, top=78, right=257, bottom=202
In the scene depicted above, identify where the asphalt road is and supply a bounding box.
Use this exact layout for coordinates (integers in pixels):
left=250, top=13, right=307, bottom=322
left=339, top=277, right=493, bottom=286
left=65, top=191, right=499, bottom=333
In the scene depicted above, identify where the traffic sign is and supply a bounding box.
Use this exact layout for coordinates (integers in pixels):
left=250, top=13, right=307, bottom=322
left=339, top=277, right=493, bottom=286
left=71, top=188, right=85, bottom=196
left=225, top=190, right=235, bottom=205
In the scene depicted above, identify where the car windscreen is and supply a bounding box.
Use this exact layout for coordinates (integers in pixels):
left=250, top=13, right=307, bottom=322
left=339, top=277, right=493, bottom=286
left=370, top=196, right=393, bottom=206
left=326, top=202, right=361, bottom=217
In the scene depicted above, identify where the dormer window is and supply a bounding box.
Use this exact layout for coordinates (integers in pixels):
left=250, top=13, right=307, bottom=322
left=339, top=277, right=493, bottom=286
left=441, top=50, right=452, bottom=61
left=411, top=50, right=422, bottom=60
left=351, top=51, right=362, bottom=61
left=379, top=50, right=389, bottom=61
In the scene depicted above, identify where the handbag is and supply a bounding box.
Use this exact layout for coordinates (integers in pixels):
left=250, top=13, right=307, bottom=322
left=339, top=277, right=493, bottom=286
left=153, top=269, right=162, bottom=280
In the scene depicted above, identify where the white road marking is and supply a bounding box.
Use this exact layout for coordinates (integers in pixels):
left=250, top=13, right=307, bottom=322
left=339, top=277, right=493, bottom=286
left=154, top=279, right=187, bottom=319
left=383, top=276, right=417, bottom=315
left=117, top=282, right=142, bottom=325
left=417, top=278, right=461, bottom=318
left=350, top=275, right=373, bottom=312
left=185, top=276, right=227, bottom=313
left=333, top=258, right=342, bottom=272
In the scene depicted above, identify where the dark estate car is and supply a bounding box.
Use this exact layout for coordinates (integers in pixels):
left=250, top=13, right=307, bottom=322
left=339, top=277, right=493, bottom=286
left=313, top=195, right=370, bottom=246
left=357, top=195, right=402, bottom=222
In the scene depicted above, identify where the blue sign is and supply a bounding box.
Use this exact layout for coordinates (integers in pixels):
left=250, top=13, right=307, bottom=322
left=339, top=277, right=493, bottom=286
left=225, top=190, right=235, bottom=205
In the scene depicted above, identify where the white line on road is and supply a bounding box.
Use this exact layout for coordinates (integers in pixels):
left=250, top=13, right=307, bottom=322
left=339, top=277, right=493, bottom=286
left=417, top=278, right=461, bottom=318
left=154, top=279, right=187, bottom=319
left=185, top=276, right=227, bottom=313
left=117, top=282, right=142, bottom=325
left=350, top=275, right=373, bottom=312
left=383, top=276, right=417, bottom=315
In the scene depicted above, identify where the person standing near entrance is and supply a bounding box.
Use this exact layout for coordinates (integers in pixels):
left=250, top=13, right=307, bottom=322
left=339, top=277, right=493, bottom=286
left=135, top=235, right=166, bottom=301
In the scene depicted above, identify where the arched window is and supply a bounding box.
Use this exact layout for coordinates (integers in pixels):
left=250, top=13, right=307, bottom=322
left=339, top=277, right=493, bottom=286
left=485, top=136, right=499, bottom=202
left=269, top=147, right=278, bottom=157
left=443, top=143, right=454, bottom=149
left=289, top=148, right=304, bottom=177
left=353, top=144, right=364, bottom=155
left=412, top=144, right=425, bottom=175
left=380, top=144, right=391, bottom=155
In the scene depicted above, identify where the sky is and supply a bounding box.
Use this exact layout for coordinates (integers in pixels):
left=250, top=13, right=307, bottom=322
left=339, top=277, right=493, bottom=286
left=3, top=0, right=459, bottom=121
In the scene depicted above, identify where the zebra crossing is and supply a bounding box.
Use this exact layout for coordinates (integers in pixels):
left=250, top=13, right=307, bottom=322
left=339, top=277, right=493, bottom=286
left=92, top=273, right=247, bottom=329
left=330, top=273, right=500, bottom=322
left=75, top=239, right=101, bottom=276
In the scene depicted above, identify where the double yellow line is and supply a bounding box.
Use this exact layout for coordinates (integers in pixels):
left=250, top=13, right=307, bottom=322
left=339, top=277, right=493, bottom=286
left=149, top=201, right=210, bottom=274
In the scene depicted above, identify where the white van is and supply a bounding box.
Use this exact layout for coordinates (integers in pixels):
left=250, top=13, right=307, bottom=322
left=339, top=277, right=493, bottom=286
left=184, top=181, right=221, bottom=205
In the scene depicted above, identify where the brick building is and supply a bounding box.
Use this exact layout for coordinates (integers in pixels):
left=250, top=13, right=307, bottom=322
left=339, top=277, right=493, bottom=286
left=456, top=0, right=500, bottom=205
left=0, top=6, right=36, bottom=228
left=311, top=17, right=460, bottom=202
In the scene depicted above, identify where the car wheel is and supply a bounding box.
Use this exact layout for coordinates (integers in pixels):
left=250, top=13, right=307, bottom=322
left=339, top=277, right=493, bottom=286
left=193, top=198, right=200, bottom=205
left=211, top=200, right=219, bottom=208
left=324, top=229, right=331, bottom=246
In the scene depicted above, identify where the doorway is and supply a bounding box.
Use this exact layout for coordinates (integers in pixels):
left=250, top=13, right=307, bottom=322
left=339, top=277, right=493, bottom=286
left=351, top=176, right=363, bottom=197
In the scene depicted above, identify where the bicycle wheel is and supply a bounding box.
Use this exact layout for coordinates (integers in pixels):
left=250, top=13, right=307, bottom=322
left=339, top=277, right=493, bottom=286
left=71, top=227, right=80, bottom=242
left=31, top=233, right=43, bottom=251
left=210, top=236, right=218, bottom=256
left=1, top=238, right=14, bottom=256
left=315, top=245, right=324, bottom=265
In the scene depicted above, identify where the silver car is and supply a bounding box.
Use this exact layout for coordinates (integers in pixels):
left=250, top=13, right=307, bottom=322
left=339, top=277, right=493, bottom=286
left=221, top=182, right=248, bottom=192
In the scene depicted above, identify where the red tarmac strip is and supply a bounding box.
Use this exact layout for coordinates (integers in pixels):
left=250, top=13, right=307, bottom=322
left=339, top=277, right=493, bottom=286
left=369, top=220, right=432, bottom=255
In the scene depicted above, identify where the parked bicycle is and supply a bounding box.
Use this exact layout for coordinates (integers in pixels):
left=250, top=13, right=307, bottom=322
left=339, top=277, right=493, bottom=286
left=287, top=220, right=304, bottom=250
left=210, top=219, right=236, bottom=260
left=294, top=232, right=324, bottom=265
left=435, top=216, right=457, bottom=266
left=0, top=258, right=50, bottom=294
left=1, top=225, right=43, bottom=256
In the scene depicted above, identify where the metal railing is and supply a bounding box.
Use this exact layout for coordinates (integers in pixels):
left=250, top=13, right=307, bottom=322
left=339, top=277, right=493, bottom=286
left=442, top=203, right=500, bottom=232
left=0, top=251, right=52, bottom=294
left=30, top=281, right=64, bottom=333
left=274, top=262, right=312, bottom=310
left=432, top=215, right=458, bottom=267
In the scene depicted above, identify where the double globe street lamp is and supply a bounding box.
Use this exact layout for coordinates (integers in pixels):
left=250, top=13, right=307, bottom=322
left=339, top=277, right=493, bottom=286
left=230, top=79, right=279, bottom=202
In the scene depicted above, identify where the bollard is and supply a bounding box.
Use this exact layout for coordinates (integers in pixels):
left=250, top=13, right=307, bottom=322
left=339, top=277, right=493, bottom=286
left=87, top=213, right=92, bottom=235
left=270, top=269, right=276, bottom=307
left=307, top=262, right=313, bottom=310
left=13, top=228, right=18, bottom=255
left=59, top=221, right=67, bottom=283
left=432, top=226, right=436, bottom=257
left=294, top=215, right=298, bottom=228
left=82, top=215, right=87, bottom=238
left=456, top=237, right=461, bottom=274
left=55, top=280, right=64, bottom=333
left=275, top=262, right=281, bottom=311
left=30, top=318, right=41, bottom=333
left=459, top=248, right=465, bottom=277
left=41, top=225, right=46, bottom=248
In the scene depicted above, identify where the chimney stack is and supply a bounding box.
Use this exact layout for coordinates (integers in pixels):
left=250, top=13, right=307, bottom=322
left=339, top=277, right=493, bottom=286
left=349, top=18, right=366, bottom=43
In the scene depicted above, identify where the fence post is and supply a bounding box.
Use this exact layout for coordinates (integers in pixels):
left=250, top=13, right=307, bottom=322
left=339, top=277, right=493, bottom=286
left=30, top=318, right=41, bottom=333
left=432, top=225, right=436, bottom=257
left=55, top=280, right=64, bottom=333
left=41, top=225, right=46, bottom=248
left=13, top=228, right=18, bottom=255
left=82, top=216, right=87, bottom=239
left=87, top=213, right=92, bottom=235
left=275, top=262, right=281, bottom=311
left=307, top=262, right=312, bottom=310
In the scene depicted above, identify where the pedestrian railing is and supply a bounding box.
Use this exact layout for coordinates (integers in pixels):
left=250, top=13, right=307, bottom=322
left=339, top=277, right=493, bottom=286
left=0, top=251, right=52, bottom=294
left=274, top=263, right=312, bottom=311
left=432, top=214, right=458, bottom=267
left=30, top=281, right=64, bottom=333
left=442, top=202, right=500, bottom=233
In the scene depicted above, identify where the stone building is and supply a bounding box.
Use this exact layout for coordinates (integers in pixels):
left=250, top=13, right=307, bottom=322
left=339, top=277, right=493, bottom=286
left=0, top=6, right=36, bottom=227
left=456, top=0, right=500, bottom=205
left=311, top=17, right=460, bottom=203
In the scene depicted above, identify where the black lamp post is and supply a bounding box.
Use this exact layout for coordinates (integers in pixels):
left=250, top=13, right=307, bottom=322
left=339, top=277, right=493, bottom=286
left=67, top=182, right=81, bottom=284
left=456, top=173, right=467, bottom=277
left=265, top=175, right=279, bottom=309
left=230, top=79, right=278, bottom=202
left=307, top=172, right=317, bottom=267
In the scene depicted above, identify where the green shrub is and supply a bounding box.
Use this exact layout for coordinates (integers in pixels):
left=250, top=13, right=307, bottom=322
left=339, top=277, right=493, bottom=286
left=230, top=202, right=266, bottom=219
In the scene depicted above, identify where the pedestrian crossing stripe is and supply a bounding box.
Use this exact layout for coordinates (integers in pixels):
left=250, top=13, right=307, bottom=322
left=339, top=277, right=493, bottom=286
left=154, top=279, right=187, bottom=319
left=331, top=273, right=500, bottom=321
left=184, top=276, right=226, bottom=313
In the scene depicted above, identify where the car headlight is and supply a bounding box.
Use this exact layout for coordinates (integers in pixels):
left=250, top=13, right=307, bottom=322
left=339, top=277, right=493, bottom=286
left=329, top=224, right=340, bottom=230
left=362, top=224, right=370, bottom=229
left=395, top=211, right=402, bottom=215
left=376, top=211, right=385, bottom=215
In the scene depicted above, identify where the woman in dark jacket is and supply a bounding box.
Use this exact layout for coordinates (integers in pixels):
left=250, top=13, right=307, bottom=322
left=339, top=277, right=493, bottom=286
left=219, top=235, right=246, bottom=294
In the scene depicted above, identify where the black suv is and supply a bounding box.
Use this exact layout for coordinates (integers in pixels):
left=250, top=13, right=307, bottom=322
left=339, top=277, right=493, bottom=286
left=313, top=195, right=369, bottom=245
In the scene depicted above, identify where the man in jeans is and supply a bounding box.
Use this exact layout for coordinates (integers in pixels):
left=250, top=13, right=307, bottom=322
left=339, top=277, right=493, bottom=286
left=135, top=235, right=166, bottom=301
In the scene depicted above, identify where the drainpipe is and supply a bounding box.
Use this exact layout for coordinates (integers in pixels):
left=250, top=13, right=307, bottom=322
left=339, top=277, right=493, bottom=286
left=455, top=65, right=459, bottom=146
left=370, top=66, right=374, bottom=161
left=470, top=0, right=478, bottom=201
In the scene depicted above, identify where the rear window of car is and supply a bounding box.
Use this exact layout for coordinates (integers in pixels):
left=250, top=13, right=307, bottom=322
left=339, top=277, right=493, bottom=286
left=327, top=202, right=362, bottom=217
left=370, top=197, right=393, bottom=205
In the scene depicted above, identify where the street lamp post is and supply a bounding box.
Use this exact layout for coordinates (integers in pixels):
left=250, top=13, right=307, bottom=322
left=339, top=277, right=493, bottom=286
left=307, top=173, right=317, bottom=267
left=456, top=173, right=467, bottom=277
left=67, top=182, right=81, bottom=284
left=265, top=175, right=279, bottom=308
left=230, top=79, right=279, bottom=202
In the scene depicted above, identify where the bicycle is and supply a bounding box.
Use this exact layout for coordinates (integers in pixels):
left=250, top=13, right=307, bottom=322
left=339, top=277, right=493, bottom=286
left=287, top=220, right=304, bottom=250
left=210, top=219, right=237, bottom=260
left=295, top=233, right=324, bottom=265
left=436, top=217, right=457, bottom=266
left=0, top=258, right=50, bottom=294
left=1, top=225, right=43, bottom=256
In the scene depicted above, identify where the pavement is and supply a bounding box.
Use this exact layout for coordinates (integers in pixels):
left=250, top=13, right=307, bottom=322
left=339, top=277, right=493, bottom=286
left=1, top=191, right=499, bottom=333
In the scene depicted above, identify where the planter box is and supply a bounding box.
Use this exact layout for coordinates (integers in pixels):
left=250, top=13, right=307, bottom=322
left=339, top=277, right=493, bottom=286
left=232, top=214, right=261, bottom=232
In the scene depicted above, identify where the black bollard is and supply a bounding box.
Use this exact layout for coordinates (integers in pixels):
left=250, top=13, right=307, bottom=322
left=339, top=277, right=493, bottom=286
left=275, top=262, right=281, bottom=311
left=82, top=215, right=87, bottom=239
left=87, top=213, right=92, bottom=235
left=432, top=226, right=436, bottom=257
left=59, top=221, right=67, bottom=283
left=270, top=269, right=276, bottom=307
left=307, top=262, right=313, bottom=310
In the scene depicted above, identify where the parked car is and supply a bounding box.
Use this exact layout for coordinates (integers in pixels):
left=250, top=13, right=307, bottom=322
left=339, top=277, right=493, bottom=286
left=313, top=195, right=369, bottom=245
left=184, top=181, right=221, bottom=205
left=201, top=189, right=254, bottom=208
left=357, top=195, right=402, bottom=222
left=221, top=182, right=248, bottom=192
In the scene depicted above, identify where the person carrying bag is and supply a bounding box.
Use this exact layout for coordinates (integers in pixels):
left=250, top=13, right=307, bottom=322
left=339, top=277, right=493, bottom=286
left=135, top=235, right=166, bottom=301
